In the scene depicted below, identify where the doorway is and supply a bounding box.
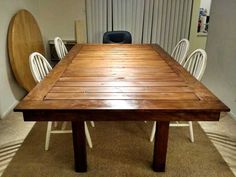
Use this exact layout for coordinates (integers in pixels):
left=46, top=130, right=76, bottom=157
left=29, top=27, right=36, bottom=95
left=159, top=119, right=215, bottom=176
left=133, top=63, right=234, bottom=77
left=189, top=0, right=211, bottom=53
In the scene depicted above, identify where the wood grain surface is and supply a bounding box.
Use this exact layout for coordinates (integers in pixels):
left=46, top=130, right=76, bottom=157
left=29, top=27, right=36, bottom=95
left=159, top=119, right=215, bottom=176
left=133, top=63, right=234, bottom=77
left=15, top=44, right=229, bottom=121
left=8, top=9, right=45, bottom=92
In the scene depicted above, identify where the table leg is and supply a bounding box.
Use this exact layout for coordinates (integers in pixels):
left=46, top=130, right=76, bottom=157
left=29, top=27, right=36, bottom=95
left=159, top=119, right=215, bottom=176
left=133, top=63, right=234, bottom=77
left=71, top=121, right=87, bottom=172
left=153, top=121, right=170, bottom=172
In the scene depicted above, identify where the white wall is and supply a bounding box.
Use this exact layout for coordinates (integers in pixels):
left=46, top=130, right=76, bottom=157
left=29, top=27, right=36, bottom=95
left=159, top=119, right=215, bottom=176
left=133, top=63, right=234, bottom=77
left=37, top=0, right=86, bottom=58
left=0, top=0, right=40, bottom=118
left=38, top=0, right=86, bottom=41
left=203, top=0, right=236, bottom=118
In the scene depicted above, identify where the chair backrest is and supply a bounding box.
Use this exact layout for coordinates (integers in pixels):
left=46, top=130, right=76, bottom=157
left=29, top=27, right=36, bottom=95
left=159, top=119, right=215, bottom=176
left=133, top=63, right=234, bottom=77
left=54, top=37, right=68, bottom=59
left=29, top=52, right=52, bottom=83
left=183, top=49, right=207, bottom=80
left=103, top=31, right=132, bottom=44
left=171, top=39, right=190, bottom=65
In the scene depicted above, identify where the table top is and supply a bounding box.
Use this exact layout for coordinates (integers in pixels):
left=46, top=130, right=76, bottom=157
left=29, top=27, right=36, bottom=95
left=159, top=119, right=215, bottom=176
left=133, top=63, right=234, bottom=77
left=15, top=44, right=229, bottom=121
left=8, top=10, right=44, bottom=92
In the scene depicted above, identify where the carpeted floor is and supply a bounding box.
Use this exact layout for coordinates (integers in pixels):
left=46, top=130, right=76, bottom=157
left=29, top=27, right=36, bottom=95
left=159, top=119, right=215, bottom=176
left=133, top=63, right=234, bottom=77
left=2, top=121, right=235, bottom=177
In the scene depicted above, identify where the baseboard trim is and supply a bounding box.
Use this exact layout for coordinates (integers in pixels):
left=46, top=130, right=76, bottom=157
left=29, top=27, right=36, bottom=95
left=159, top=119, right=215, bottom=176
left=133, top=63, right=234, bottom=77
left=0, top=101, right=19, bottom=119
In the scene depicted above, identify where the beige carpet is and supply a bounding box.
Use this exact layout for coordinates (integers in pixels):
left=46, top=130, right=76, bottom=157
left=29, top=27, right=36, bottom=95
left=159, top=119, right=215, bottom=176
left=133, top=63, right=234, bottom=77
left=2, top=121, right=234, bottom=177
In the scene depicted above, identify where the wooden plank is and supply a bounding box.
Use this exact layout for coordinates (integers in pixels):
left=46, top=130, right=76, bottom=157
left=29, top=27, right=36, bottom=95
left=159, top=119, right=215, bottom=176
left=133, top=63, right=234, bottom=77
left=81, top=44, right=153, bottom=50
left=73, top=55, right=162, bottom=60
left=59, top=75, right=183, bottom=82
left=69, top=64, right=166, bottom=68
left=45, top=92, right=199, bottom=100
left=79, top=48, right=158, bottom=55
left=63, top=70, right=174, bottom=77
left=54, top=81, right=187, bottom=87
left=62, top=73, right=175, bottom=77
left=15, top=100, right=229, bottom=112
left=75, top=20, right=87, bottom=44
left=70, top=60, right=167, bottom=67
left=21, top=110, right=222, bottom=122
left=75, top=54, right=160, bottom=58
left=8, top=10, right=44, bottom=92
left=66, top=67, right=172, bottom=73
left=50, top=86, right=192, bottom=93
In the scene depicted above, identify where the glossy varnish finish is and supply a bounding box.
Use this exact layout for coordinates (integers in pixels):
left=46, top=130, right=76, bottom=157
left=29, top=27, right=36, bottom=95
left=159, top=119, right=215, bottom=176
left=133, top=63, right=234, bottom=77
left=15, top=44, right=229, bottom=172
left=8, top=10, right=45, bottom=92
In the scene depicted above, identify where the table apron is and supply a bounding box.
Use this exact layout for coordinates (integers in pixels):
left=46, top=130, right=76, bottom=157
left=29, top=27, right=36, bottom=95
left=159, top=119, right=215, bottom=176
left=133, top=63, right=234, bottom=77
left=22, top=111, right=220, bottom=121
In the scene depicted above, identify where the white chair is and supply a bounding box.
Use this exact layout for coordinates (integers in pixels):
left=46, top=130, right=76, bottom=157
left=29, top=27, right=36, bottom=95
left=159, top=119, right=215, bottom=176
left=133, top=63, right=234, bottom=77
left=54, top=37, right=68, bottom=59
left=54, top=37, right=95, bottom=131
left=150, top=49, right=207, bottom=143
left=29, top=52, right=52, bottom=83
left=29, top=52, right=93, bottom=150
left=183, top=49, right=207, bottom=80
left=171, top=39, right=190, bottom=65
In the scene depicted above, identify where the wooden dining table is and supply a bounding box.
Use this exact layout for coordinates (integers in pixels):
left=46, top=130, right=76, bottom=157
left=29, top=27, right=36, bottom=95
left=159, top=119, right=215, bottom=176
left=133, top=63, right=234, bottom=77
left=15, top=44, right=229, bottom=173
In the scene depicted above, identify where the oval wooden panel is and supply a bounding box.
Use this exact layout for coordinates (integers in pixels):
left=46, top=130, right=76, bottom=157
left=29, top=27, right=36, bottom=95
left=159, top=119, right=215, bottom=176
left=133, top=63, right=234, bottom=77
left=8, top=9, right=45, bottom=92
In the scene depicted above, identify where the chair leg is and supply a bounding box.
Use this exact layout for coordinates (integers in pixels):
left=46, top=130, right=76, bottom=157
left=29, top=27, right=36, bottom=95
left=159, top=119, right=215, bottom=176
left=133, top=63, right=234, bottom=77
left=61, top=121, right=67, bottom=130
left=150, top=121, right=156, bottom=142
left=45, top=121, right=52, bottom=151
left=189, top=121, right=194, bottom=142
left=84, top=122, right=93, bottom=148
left=53, top=121, right=58, bottom=127
left=90, top=121, right=95, bottom=127
left=46, top=121, right=93, bottom=150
